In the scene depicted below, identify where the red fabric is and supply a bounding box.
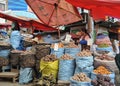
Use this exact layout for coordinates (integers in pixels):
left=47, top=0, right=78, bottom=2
left=66, top=0, right=120, bottom=20
left=0, top=23, right=11, bottom=28
left=25, top=0, right=82, bottom=27
left=0, top=12, right=56, bottom=31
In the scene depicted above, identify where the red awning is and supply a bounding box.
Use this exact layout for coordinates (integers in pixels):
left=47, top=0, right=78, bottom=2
left=0, top=12, right=56, bottom=31
left=66, top=0, right=120, bottom=20
left=0, top=23, right=11, bottom=28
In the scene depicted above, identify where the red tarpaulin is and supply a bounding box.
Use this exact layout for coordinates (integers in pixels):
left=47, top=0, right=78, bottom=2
left=0, top=23, right=11, bottom=28
left=0, top=12, right=56, bottom=31
left=66, top=0, right=120, bottom=20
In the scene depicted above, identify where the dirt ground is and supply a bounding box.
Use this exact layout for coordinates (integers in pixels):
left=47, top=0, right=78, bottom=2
left=0, top=71, right=120, bottom=86
left=0, top=78, right=34, bottom=86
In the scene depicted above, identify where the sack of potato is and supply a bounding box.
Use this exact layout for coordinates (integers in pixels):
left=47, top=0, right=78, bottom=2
left=40, top=54, right=58, bottom=79
left=10, top=50, right=24, bottom=66
left=70, top=73, right=91, bottom=86
left=0, top=57, right=9, bottom=66
left=51, top=43, right=64, bottom=58
left=94, top=55, right=118, bottom=71
left=65, top=43, right=80, bottom=58
left=20, top=51, right=35, bottom=68
left=58, top=54, right=75, bottom=80
left=0, top=42, right=11, bottom=50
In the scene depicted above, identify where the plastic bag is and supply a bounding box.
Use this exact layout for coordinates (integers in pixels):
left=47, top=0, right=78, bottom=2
left=70, top=78, right=91, bottom=86
left=58, top=59, right=75, bottom=80
left=75, top=56, right=93, bottom=69
left=91, top=72, right=115, bottom=83
left=19, top=67, right=33, bottom=84
left=40, top=60, right=59, bottom=79
left=65, top=48, right=80, bottom=58
left=50, top=48, right=64, bottom=58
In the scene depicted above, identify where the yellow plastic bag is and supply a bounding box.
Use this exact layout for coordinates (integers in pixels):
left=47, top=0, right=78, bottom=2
left=40, top=60, right=59, bottom=79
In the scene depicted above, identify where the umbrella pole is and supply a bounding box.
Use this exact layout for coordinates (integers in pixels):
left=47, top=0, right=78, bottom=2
left=58, top=29, right=60, bottom=39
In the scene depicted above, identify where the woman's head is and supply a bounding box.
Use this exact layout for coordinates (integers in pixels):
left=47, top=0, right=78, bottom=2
left=12, top=21, right=20, bottom=31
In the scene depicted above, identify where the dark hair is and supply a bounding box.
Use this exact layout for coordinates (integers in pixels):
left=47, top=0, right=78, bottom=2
left=12, top=21, right=20, bottom=31
left=81, top=28, right=91, bottom=38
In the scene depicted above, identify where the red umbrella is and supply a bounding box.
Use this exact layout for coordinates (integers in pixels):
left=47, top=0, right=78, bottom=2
left=25, top=0, right=82, bottom=27
left=66, top=0, right=120, bottom=20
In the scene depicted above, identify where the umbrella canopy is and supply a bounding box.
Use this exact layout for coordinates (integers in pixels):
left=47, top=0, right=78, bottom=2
left=66, top=0, right=120, bottom=20
left=25, top=0, right=82, bottom=27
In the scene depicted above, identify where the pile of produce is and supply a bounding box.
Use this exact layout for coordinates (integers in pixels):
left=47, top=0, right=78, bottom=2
left=37, top=74, right=56, bottom=86
left=10, top=50, right=24, bottom=66
left=96, top=54, right=114, bottom=61
left=42, top=54, right=57, bottom=62
left=66, top=42, right=79, bottom=48
left=91, top=74, right=114, bottom=86
left=0, top=42, right=11, bottom=49
left=93, top=66, right=111, bottom=75
left=77, top=49, right=92, bottom=57
left=96, top=51, right=109, bottom=54
left=96, top=36, right=112, bottom=46
left=61, top=54, right=73, bottom=60
left=51, top=43, right=64, bottom=48
left=23, top=38, right=33, bottom=47
left=0, top=57, right=9, bottom=66
left=36, top=45, right=50, bottom=60
left=72, top=73, right=91, bottom=82
left=20, top=51, right=35, bottom=68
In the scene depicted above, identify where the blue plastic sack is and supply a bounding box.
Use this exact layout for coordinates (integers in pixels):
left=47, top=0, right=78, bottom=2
left=75, top=56, right=94, bottom=77
left=65, top=48, right=80, bottom=58
left=75, top=56, right=93, bottom=69
left=58, top=59, right=75, bottom=80
left=19, top=67, right=33, bottom=84
left=10, top=31, right=21, bottom=49
left=91, top=72, right=115, bottom=83
left=70, top=78, right=91, bottom=86
left=96, top=46, right=113, bottom=52
left=75, top=66, right=94, bottom=77
left=50, top=48, right=64, bottom=58
left=0, top=49, right=10, bottom=58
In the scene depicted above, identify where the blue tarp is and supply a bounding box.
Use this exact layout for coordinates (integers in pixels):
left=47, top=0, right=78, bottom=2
left=12, top=11, right=38, bottom=19
left=8, top=0, right=27, bottom=11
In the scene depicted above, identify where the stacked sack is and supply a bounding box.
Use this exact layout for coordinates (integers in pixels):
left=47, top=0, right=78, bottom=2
left=19, top=51, right=35, bottom=84
left=91, top=74, right=115, bottom=86
left=70, top=73, right=91, bottom=86
left=95, top=33, right=113, bottom=52
left=94, top=54, right=118, bottom=71
left=65, top=42, right=80, bottom=58
left=58, top=54, right=75, bottom=81
left=75, top=50, right=94, bottom=77
left=40, top=54, right=58, bottom=81
left=91, top=66, right=115, bottom=83
left=50, top=43, right=64, bottom=58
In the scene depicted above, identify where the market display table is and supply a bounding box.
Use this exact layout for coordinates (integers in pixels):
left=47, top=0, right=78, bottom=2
left=0, top=72, right=18, bottom=83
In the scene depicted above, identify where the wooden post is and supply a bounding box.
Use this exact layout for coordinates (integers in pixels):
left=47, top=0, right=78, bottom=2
left=58, top=29, right=60, bottom=39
